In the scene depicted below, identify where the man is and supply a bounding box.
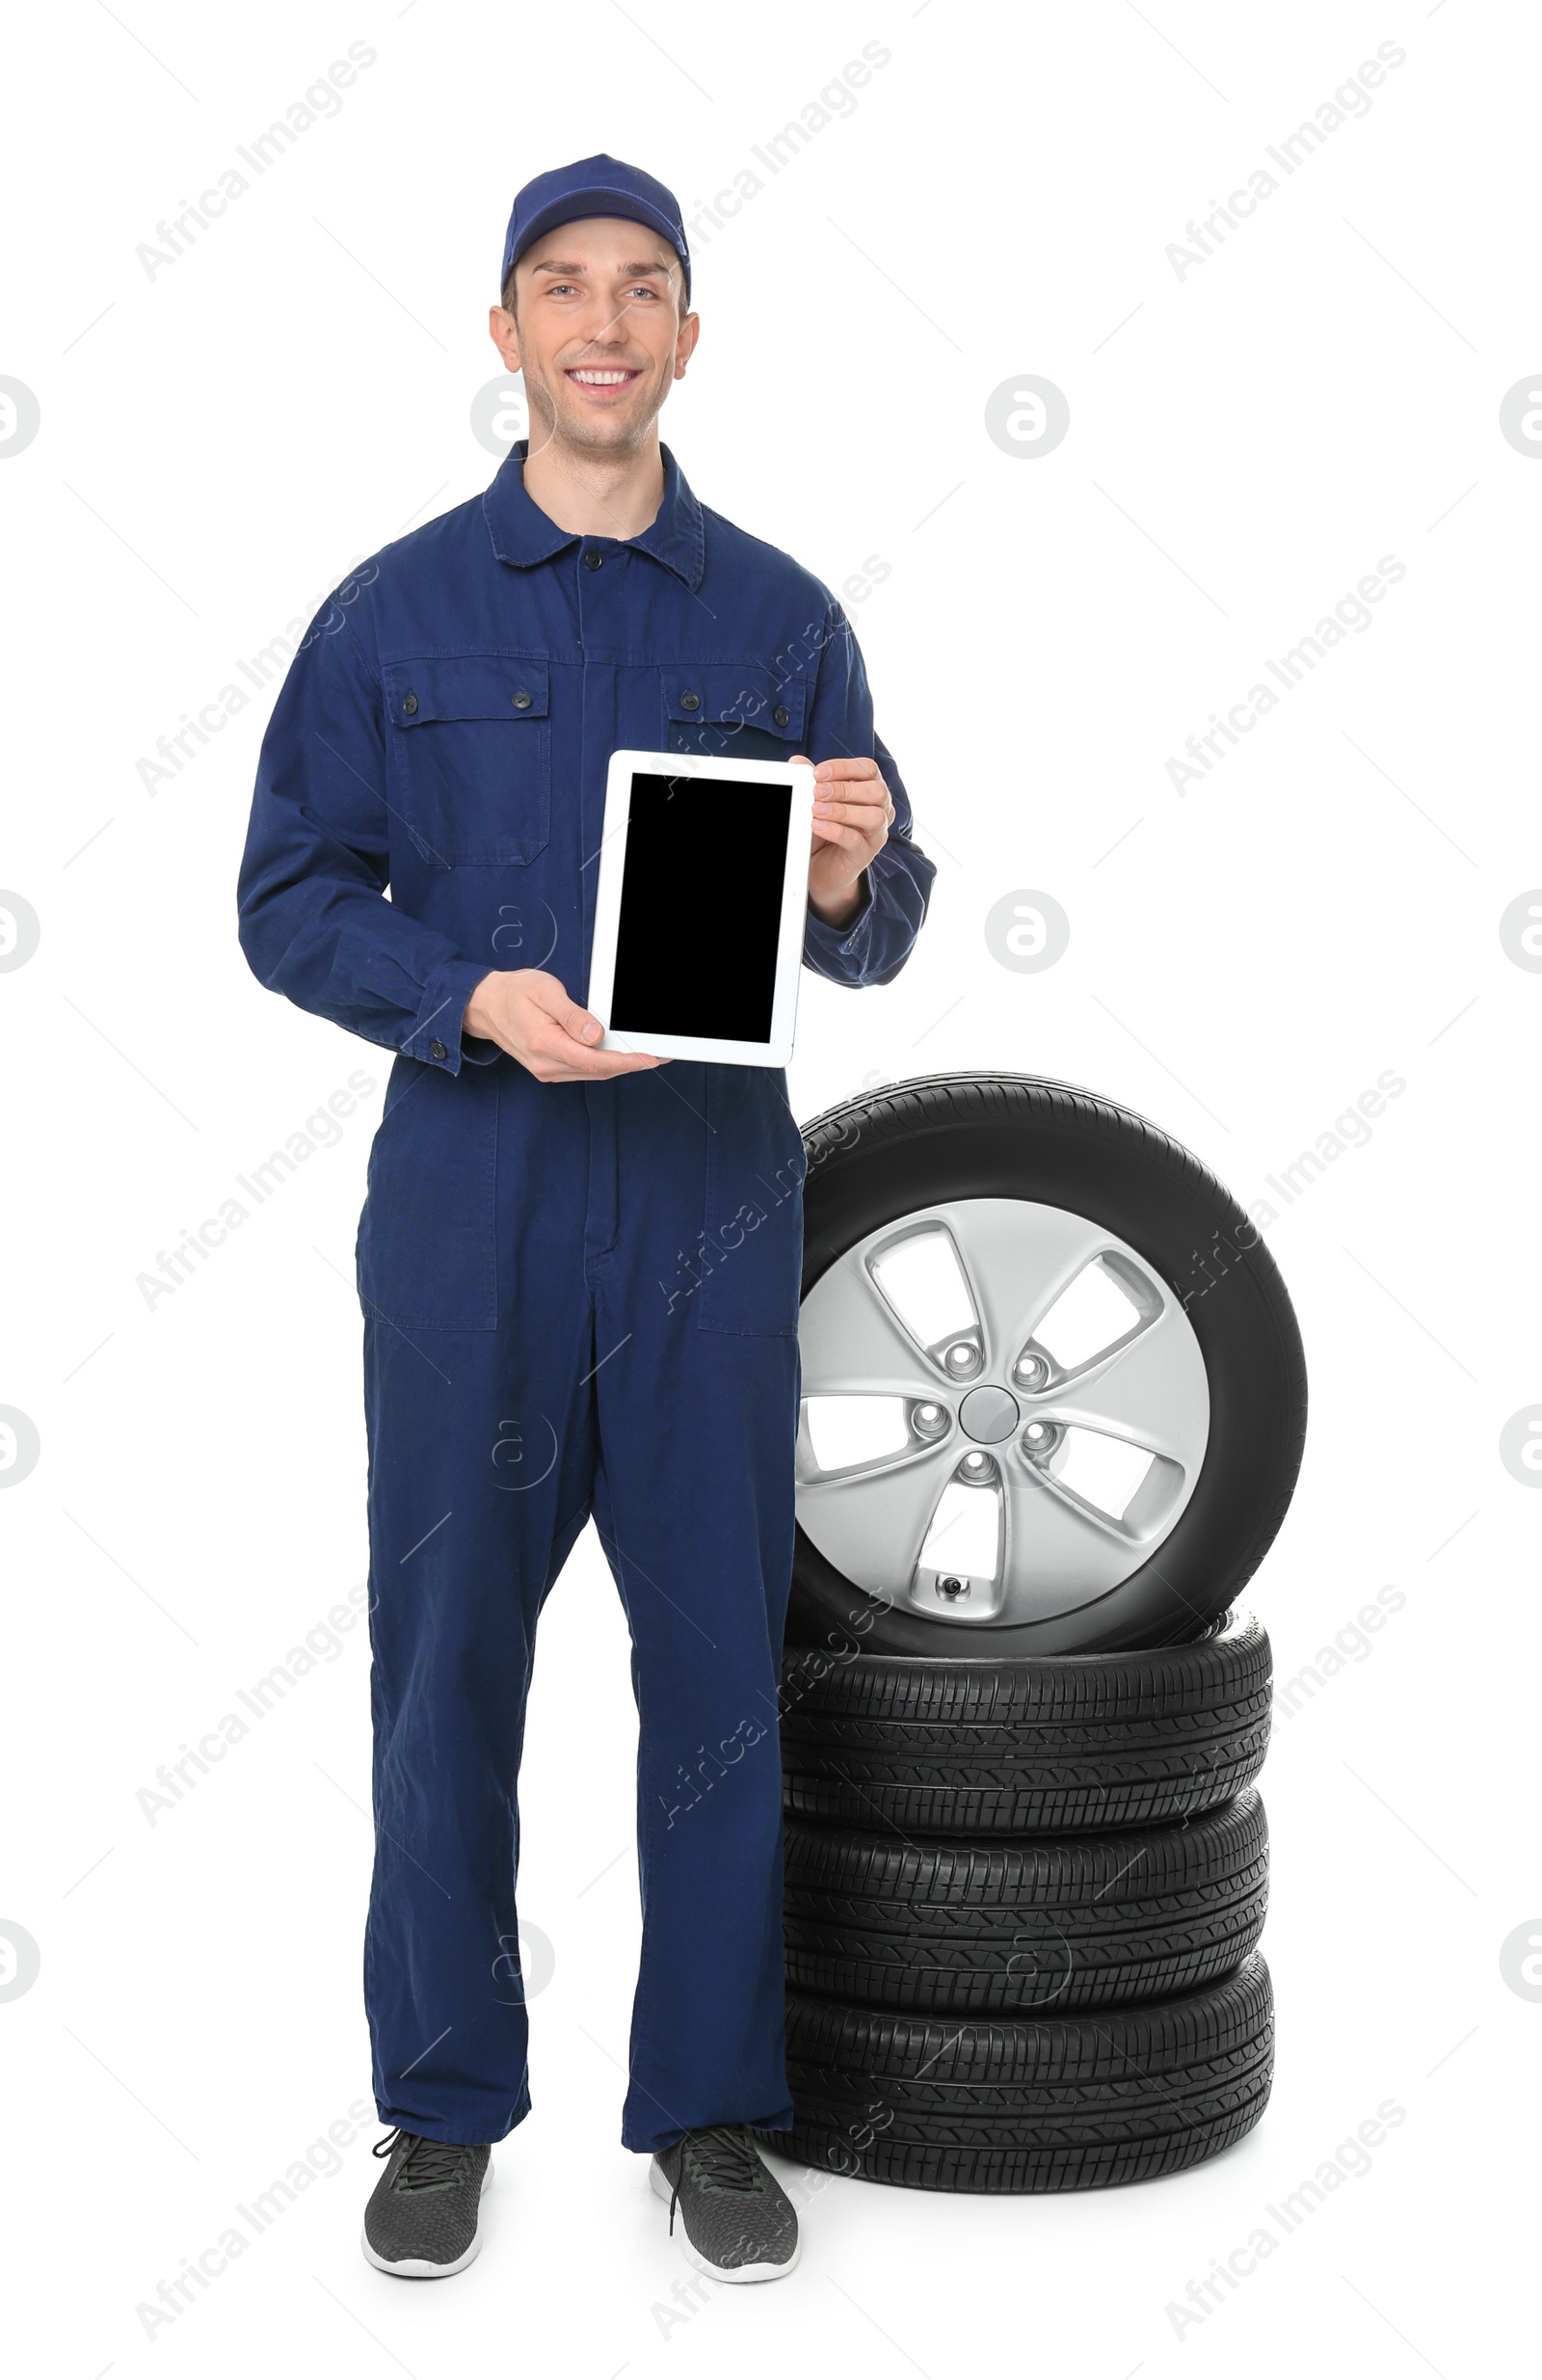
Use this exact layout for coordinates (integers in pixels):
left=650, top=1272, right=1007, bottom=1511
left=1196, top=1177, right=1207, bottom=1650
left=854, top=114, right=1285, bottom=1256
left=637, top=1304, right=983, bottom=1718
left=237, top=153, right=933, bottom=2286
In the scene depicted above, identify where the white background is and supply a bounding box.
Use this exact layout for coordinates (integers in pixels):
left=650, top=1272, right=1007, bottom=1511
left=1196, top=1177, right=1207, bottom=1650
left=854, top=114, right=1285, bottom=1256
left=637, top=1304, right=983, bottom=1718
left=2, top=2, right=1536, bottom=2372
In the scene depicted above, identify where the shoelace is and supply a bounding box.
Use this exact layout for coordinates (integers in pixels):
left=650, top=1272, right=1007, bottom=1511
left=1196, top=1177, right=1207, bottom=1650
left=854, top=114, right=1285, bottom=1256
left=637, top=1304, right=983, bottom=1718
left=373, top=2127, right=471, bottom=2191
left=664, top=2125, right=762, bottom=2234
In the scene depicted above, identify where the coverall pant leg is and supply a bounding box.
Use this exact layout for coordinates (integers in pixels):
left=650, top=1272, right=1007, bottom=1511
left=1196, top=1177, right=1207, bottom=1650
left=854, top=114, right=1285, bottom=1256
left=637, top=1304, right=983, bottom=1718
left=360, top=1063, right=800, bottom=2153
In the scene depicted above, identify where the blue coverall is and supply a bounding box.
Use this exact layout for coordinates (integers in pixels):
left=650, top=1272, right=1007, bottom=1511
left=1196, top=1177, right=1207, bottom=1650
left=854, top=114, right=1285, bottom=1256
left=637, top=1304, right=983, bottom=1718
left=237, top=441, right=934, bottom=2153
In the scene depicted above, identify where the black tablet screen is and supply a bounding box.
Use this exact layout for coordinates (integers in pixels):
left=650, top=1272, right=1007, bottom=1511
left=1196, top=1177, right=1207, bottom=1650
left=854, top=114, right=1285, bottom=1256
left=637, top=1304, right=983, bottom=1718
left=608, top=771, right=792, bottom=1043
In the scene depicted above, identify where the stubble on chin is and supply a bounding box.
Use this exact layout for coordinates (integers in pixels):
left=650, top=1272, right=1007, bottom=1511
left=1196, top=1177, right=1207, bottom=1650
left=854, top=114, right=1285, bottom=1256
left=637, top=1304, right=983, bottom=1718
left=523, top=363, right=669, bottom=460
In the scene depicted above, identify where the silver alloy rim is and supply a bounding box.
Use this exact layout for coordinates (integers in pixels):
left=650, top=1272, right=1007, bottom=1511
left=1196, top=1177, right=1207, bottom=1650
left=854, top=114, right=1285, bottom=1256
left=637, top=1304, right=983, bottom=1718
left=795, top=1198, right=1210, bottom=1625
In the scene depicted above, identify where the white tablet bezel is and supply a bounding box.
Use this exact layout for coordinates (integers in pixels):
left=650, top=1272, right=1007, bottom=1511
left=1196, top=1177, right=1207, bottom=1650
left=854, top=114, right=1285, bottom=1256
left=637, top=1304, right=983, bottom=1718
left=587, top=747, right=815, bottom=1068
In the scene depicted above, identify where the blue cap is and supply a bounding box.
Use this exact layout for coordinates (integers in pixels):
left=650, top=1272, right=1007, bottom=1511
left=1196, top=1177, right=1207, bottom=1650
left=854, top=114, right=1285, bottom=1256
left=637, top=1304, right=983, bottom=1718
left=499, top=153, right=691, bottom=305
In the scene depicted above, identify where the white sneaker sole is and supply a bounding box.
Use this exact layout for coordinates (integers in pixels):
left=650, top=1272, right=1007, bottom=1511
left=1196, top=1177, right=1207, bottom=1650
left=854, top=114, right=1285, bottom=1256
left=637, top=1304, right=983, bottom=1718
left=361, top=2154, right=494, bottom=2278
left=650, top=2154, right=801, bottom=2284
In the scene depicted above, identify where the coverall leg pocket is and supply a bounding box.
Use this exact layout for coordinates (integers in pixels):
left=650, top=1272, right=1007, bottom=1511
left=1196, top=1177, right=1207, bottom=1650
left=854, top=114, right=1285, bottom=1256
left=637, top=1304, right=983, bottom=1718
left=697, top=1067, right=806, bottom=1338
left=357, top=1056, right=499, bottom=1330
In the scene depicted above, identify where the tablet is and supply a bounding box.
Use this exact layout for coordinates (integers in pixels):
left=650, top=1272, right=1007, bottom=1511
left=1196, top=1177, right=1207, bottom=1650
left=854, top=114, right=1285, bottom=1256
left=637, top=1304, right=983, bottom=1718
left=587, top=747, right=816, bottom=1067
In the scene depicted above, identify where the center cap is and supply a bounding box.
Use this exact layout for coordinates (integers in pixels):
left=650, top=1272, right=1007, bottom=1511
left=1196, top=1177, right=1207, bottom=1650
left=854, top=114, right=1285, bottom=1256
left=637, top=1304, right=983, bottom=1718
left=958, top=1384, right=1021, bottom=1444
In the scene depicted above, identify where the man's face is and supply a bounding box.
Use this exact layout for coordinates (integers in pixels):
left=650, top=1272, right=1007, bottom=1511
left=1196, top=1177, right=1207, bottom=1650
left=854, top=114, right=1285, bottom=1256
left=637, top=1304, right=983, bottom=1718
left=489, top=216, right=698, bottom=457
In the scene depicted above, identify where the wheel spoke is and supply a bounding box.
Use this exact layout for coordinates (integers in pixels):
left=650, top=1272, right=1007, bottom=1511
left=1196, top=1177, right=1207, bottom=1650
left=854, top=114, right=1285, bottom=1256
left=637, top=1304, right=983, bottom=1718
left=795, top=1439, right=956, bottom=1597
left=998, top=1466, right=1138, bottom=1618
left=943, top=1200, right=1114, bottom=1374
left=798, top=1243, right=939, bottom=1398
left=1040, top=1300, right=1210, bottom=1469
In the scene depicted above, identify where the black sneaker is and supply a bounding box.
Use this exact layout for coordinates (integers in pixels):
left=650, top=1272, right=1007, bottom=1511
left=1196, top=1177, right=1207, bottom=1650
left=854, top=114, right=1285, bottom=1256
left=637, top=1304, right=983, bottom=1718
left=361, top=2129, right=492, bottom=2277
left=651, top=2126, right=800, bottom=2283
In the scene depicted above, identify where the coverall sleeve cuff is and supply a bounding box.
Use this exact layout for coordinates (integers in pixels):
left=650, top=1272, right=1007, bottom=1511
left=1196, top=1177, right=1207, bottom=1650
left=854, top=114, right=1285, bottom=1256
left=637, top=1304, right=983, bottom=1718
left=803, top=869, right=874, bottom=971
left=403, top=959, right=492, bottom=1074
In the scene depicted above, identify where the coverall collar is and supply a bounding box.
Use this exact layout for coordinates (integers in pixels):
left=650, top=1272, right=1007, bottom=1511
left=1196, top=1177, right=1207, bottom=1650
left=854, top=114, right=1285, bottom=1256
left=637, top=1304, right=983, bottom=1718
left=483, top=437, right=706, bottom=593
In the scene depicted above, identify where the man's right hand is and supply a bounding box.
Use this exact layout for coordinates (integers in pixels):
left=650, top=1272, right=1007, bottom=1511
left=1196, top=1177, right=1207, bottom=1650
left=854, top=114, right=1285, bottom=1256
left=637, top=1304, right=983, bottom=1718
left=463, top=969, right=668, bottom=1083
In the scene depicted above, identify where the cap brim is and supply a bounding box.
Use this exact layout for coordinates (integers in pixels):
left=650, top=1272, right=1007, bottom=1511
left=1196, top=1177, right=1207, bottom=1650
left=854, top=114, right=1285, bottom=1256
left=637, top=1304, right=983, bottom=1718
left=501, top=192, right=688, bottom=295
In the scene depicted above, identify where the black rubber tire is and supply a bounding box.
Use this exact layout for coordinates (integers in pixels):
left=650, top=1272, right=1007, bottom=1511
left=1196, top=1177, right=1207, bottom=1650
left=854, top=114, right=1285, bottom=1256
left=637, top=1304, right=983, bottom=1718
left=791, top=1073, right=1307, bottom=1655
left=756, top=1955, right=1272, bottom=2192
left=783, top=1789, right=1267, bottom=2015
left=779, top=1608, right=1270, bottom=1836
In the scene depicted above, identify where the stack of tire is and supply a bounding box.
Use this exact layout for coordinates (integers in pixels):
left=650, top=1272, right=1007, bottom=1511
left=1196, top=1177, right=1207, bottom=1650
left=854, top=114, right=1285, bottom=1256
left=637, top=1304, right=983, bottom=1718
left=758, top=1076, right=1307, bottom=2194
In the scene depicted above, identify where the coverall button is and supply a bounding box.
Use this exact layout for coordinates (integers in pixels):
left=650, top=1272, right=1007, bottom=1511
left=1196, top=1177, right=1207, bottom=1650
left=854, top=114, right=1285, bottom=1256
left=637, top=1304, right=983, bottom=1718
left=512, top=690, right=532, bottom=709
left=429, top=1038, right=447, bottom=1060
left=583, top=549, right=602, bottom=570
left=773, top=706, right=789, bottom=727
left=679, top=689, right=701, bottom=710
left=403, top=693, right=418, bottom=715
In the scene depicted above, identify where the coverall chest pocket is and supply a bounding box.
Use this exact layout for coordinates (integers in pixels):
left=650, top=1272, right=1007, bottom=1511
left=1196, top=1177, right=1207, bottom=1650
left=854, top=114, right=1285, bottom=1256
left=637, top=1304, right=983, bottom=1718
left=698, top=1066, right=807, bottom=1337
left=383, top=653, right=551, bottom=867
left=662, top=664, right=808, bottom=764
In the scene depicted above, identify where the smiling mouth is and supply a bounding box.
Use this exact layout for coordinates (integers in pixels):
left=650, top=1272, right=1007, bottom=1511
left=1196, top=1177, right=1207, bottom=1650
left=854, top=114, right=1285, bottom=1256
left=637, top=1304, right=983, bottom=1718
left=566, top=367, right=642, bottom=388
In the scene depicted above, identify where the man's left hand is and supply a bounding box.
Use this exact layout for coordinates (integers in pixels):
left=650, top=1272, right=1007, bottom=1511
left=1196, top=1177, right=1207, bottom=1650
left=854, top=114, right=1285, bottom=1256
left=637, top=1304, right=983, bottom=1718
left=801, top=755, right=894, bottom=929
